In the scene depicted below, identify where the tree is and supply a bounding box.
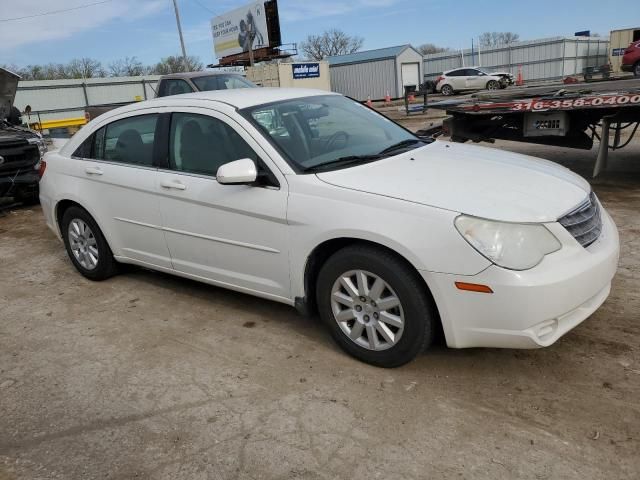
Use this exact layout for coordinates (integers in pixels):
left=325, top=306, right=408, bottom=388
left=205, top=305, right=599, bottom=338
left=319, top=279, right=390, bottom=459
left=479, top=32, right=520, bottom=47
left=67, top=57, right=104, bottom=79
left=418, top=43, right=450, bottom=55
left=300, top=29, right=364, bottom=60
left=108, top=56, right=145, bottom=77
left=151, top=55, right=203, bottom=74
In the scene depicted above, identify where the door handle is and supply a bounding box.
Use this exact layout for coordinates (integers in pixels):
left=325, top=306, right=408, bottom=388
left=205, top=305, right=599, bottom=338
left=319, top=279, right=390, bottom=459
left=85, top=166, right=103, bottom=175
left=160, top=180, right=186, bottom=190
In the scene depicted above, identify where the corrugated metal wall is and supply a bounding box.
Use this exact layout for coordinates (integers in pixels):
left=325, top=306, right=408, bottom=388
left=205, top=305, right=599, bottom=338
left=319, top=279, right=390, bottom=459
left=423, top=37, right=609, bottom=82
left=14, top=76, right=160, bottom=122
left=329, top=59, right=396, bottom=101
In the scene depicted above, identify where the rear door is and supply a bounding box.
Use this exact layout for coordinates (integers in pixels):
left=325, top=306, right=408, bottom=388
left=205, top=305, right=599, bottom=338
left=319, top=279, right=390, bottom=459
left=155, top=107, right=291, bottom=300
left=446, top=69, right=466, bottom=90
left=70, top=111, right=172, bottom=268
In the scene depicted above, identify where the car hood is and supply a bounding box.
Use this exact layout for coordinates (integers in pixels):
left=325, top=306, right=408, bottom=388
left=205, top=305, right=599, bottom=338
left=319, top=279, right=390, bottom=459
left=0, top=67, right=20, bottom=121
left=315, top=141, right=591, bottom=223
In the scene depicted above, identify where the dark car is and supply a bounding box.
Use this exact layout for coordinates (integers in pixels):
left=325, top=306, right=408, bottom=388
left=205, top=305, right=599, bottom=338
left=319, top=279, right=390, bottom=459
left=0, top=67, right=46, bottom=205
left=156, top=71, right=256, bottom=97
left=621, top=40, right=640, bottom=77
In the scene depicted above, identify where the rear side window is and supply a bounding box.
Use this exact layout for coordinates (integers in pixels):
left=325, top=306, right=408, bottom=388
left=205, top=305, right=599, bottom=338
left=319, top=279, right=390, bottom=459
left=447, top=70, right=464, bottom=77
left=73, top=135, right=94, bottom=158
left=192, top=75, right=255, bottom=91
left=169, top=113, right=257, bottom=176
left=99, top=115, right=158, bottom=166
left=158, top=79, right=193, bottom=97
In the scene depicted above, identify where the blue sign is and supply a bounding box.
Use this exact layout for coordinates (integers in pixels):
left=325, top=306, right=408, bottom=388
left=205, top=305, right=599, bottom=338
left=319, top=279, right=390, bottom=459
left=612, top=48, right=625, bottom=56
left=292, top=63, right=320, bottom=79
left=575, top=30, right=590, bottom=37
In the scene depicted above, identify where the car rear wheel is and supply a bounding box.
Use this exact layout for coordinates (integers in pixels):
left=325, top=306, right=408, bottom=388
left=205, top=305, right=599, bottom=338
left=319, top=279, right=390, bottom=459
left=440, top=84, right=454, bottom=96
left=316, top=245, right=435, bottom=367
left=487, top=80, right=500, bottom=91
left=61, top=206, right=118, bottom=281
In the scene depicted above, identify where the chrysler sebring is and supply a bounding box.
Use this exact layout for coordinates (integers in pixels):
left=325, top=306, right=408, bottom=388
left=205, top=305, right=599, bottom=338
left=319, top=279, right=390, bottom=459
left=39, top=88, right=619, bottom=367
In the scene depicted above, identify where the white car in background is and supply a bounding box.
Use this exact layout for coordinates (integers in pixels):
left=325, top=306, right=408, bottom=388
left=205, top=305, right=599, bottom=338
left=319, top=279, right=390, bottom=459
left=39, top=88, right=619, bottom=367
left=436, top=67, right=507, bottom=95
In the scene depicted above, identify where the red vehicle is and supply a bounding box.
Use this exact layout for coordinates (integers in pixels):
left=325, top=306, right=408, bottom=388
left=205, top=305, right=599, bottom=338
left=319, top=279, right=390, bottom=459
left=621, top=40, right=640, bottom=77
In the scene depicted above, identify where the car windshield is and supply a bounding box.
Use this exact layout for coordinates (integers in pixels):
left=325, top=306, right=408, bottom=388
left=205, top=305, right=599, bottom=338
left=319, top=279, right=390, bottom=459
left=191, top=74, right=256, bottom=91
left=241, top=95, right=425, bottom=172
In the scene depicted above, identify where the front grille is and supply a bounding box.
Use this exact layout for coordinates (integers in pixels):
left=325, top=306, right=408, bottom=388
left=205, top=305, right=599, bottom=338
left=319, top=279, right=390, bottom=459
left=0, top=144, right=40, bottom=172
left=558, top=192, right=602, bottom=248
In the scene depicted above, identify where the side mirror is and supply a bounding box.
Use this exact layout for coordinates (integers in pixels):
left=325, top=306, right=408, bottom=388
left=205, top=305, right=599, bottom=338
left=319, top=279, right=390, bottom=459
left=216, top=158, right=257, bottom=185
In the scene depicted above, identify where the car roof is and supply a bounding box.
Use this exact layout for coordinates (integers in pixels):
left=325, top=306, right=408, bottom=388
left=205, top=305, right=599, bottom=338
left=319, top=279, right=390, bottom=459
left=115, top=88, right=339, bottom=114
left=160, top=70, right=244, bottom=80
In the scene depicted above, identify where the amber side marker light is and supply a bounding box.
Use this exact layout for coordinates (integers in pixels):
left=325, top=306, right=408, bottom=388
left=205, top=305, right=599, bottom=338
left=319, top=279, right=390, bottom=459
left=455, top=282, right=494, bottom=294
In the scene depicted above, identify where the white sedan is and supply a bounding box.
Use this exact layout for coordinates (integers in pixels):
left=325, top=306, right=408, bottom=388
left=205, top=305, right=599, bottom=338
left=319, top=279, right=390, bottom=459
left=39, top=88, right=619, bottom=367
left=436, top=67, right=505, bottom=95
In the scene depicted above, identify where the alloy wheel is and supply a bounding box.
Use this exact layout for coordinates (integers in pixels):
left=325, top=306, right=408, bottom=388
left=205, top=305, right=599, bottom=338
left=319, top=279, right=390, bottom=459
left=68, top=218, right=99, bottom=270
left=330, top=270, right=405, bottom=351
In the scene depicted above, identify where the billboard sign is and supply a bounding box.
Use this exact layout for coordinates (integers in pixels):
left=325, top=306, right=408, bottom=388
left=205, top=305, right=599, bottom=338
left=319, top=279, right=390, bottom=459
left=292, top=63, right=320, bottom=79
left=211, top=1, right=269, bottom=58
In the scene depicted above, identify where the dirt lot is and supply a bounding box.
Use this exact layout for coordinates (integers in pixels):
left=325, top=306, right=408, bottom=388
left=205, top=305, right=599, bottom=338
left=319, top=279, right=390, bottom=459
left=1, top=127, right=639, bottom=479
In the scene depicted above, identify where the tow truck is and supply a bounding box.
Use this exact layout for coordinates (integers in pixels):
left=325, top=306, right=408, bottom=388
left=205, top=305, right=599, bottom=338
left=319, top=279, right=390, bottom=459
left=425, top=78, right=640, bottom=177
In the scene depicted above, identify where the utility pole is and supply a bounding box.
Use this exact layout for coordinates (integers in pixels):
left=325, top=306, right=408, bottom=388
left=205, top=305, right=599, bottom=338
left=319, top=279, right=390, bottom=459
left=171, top=0, right=189, bottom=72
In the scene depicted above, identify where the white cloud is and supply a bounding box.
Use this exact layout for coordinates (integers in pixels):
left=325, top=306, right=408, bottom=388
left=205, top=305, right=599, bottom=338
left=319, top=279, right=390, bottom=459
left=278, top=0, right=403, bottom=22
left=0, top=0, right=166, bottom=51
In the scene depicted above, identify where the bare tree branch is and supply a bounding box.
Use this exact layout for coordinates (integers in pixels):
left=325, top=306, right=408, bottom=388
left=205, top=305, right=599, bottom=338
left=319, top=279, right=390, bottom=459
left=300, top=29, right=364, bottom=60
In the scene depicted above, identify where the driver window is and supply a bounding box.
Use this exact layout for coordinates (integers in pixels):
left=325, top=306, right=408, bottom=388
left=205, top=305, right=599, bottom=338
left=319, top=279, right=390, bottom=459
left=169, top=113, right=258, bottom=176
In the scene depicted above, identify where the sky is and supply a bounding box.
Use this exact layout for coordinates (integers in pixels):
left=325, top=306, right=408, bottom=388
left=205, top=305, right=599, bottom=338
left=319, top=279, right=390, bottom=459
left=0, top=0, right=638, bottom=68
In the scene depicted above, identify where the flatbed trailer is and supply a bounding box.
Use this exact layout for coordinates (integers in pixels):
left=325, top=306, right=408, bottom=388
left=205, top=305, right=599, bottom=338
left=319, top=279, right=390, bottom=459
left=426, top=78, right=640, bottom=176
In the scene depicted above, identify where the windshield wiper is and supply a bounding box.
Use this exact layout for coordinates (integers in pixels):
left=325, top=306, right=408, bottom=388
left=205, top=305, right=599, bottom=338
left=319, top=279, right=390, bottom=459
left=378, top=139, right=424, bottom=155
left=304, top=155, right=382, bottom=173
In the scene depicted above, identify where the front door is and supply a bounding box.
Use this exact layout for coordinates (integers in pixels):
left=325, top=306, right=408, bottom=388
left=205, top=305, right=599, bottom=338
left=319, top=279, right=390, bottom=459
left=155, top=108, right=291, bottom=301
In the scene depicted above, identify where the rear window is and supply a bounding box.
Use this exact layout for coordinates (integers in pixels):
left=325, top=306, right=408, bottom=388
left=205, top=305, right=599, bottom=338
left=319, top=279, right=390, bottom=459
left=191, top=75, right=256, bottom=91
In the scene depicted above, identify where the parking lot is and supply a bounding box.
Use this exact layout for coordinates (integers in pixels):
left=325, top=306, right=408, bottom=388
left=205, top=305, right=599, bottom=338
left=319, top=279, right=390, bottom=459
left=1, top=128, right=640, bottom=479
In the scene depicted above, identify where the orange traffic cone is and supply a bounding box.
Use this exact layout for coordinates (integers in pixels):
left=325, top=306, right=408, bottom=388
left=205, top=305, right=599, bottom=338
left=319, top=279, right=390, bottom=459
left=366, top=95, right=372, bottom=107
left=385, top=91, right=391, bottom=103
left=516, top=66, right=524, bottom=86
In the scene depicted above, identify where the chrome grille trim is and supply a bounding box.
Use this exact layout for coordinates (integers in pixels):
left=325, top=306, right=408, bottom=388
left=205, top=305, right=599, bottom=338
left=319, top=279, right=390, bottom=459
left=558, top=192, right=602, bottom=248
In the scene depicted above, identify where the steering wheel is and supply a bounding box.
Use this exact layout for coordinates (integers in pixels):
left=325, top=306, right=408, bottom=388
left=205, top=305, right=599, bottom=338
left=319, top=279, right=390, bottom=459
left=282, top=113, right=311, bottom=159
left=325, top=131, right=350, bottom=152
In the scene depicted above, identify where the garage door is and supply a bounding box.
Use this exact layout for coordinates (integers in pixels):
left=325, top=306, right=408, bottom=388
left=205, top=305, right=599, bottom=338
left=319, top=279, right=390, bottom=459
left=401, top=63, right=420, bottom=88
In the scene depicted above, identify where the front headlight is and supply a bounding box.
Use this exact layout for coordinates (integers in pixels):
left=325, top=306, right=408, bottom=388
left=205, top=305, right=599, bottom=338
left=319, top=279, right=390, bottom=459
left=454, top=215, right=561, bottom=270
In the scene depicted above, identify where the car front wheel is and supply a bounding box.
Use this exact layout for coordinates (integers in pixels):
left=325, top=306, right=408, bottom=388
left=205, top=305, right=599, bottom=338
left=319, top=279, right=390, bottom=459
left=316, top=245, right=435, bottom=367
left=634, top=62, right=640, bottom=77
left=487, top=80, right=500, bottom=91
left=61, top=206, right=118, bottom=281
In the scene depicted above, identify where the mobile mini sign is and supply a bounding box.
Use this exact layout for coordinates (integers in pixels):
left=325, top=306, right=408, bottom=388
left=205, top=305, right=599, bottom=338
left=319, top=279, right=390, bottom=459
left=292, top=63, right=320, bottom=79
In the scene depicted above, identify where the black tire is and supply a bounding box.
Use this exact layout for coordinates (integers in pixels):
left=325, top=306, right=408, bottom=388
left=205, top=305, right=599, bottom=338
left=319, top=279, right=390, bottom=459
left=440, top=84, right=454, bottom=96
left=486, top=80, right=500, bottom=91
left=634, top=62, right=640, bottom=78
left=316, top=245, right=435, bottom=368
left=61, top=206, right=118, bottom=281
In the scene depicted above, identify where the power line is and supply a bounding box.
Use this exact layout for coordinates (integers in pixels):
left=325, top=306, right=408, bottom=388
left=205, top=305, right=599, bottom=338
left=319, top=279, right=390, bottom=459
left=188, top=0, right=217, bottom=16
left=0, top=0, right=113, bottom=22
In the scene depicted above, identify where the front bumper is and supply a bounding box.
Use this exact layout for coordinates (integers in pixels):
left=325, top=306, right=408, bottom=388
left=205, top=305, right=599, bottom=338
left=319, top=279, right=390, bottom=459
left=0, top=170, right=40, bottom=198
left=620, top=64, right=635, bottom=72
left=423, top=208, right=620, bottom=349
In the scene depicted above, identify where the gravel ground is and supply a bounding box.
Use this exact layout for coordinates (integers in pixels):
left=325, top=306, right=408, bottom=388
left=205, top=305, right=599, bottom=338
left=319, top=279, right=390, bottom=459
left=1, top=129, right=639, bottom=479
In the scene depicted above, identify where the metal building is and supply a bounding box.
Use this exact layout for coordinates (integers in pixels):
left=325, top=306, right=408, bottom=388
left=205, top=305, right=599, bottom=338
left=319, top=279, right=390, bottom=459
left=327, top=45, right=423, bottom=101
left=423, top=37, right=609, bottom=83
left=14, top=75, right=160, bottom=123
